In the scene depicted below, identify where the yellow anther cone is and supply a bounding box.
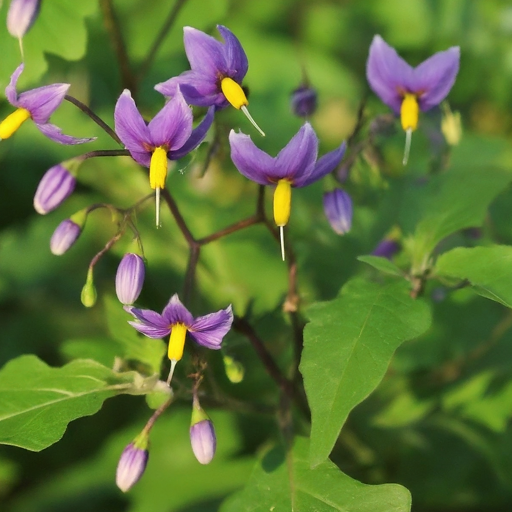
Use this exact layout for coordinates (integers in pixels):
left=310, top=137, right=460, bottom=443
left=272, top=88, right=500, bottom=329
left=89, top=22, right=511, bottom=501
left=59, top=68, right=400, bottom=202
left=400, top=94, right=419, bottom=165
left=0, top=107, right=30, bottom=140
left=168, top=323, right=187, bottom=362
left=150, top=147, right=168, bottom=227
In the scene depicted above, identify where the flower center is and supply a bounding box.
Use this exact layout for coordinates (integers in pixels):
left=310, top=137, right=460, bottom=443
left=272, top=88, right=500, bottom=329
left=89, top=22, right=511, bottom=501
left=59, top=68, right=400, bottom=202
left=220, top=77, right=248, bottom=109
left=149, top=146, right=168, bottom=190
left=400, top=93, right=419, bottom=131
left=273, top=179, right=292, bottom=227
left=168, top=322, right=187, bottom=362
left=0, top=107, right=31, bottom=140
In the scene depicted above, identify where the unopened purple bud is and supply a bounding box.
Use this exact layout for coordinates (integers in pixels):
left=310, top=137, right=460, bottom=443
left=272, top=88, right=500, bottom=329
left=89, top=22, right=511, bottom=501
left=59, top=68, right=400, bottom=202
left=34, top=164, right=76, bottom=215
left=371, top=239, right=400, bottom=260
left=116, top=441, right=149, bottom=493
left=50, top=219, right=81, bottom=255
left=7, top=0, right=41, bottom=38
left=116, top=253, right=145, bottom=305
left=190, top=419, right=217, bottom=465
left=323, top=189, right=352, bottom=235
left=290, top=85, right=318, bottom=118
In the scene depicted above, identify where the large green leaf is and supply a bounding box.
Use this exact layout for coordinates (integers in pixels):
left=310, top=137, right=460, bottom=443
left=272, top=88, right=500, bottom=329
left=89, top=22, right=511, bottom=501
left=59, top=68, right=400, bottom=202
left=409, top=166, right=512, bottom=273
left=0, top=355, right=158, bottom=451
left=0, top=0, right=98, bottom=88
left=221, top=437, right=411, bottom=512
left=435, top=246, right=512, bottom=308
left=300, top=278, right=431, bottom=467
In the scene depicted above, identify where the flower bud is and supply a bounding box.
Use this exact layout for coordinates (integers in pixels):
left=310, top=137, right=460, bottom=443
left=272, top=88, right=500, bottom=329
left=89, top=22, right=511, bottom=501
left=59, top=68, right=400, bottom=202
left=7, top=0, right=41, bottom=38
left=116, top=432, right=149, bottom=493
left=50, top=208, right=87, bottom=255
left=34, top=164, right=76, bottom=215
left=223, top=354, right=244, bottom=384
left=290, top=85, right=317, bottom=118
left=190, top=405, right=216, bottom=465
left=371, top=239, right=400, bottom=260
left=323, top=189, right=352, bottom=235
left=116, top=253, right=145, bottom=305
left=81, top=267, right=97, bottom=308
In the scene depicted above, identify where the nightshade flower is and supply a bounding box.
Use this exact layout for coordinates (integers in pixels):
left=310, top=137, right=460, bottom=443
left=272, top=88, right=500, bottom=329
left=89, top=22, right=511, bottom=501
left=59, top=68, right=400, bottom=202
left=155, top=25, right=264, bottom=136
left=229, top=122, right=346, bottom=259
left=0, top=63, right=96, bottom=145
left=116, top=432, right=149, bottom=492
left=116, top=253, right=145, bottom=305
left=114, top=88, right=214, bottom=226
left=323, top=189, right=352, bottom=235
left=127, top=294, right=233, bottom=384
left=366, top=35, right=460, bottom=164
left=7, top=0, right=41, bottom=39
left=290, top=84, right=318, bottom=118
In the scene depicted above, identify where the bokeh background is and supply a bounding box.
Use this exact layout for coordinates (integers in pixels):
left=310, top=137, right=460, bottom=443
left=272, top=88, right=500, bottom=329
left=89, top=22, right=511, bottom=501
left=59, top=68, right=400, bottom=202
left=2, top=0, right=512, bottom=511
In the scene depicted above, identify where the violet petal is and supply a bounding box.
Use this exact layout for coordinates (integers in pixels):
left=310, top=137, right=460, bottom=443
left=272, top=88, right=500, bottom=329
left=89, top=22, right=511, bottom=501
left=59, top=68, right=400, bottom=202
left=217, top=25, right=248, bottom=82
left=161, top=294, right=195, bottom=327
left=114, top=89, right=151, bottom=153
left=189, top=305, right=233, bottom=349
left=296, top=141, right=346, bottom=187
left=5, top=63, right=24, bottom=106
left=183, top=26, right=226, bottom=77
left=36, top=123, right=96, bottom=145
left=17, top=83, right=69, bottom=123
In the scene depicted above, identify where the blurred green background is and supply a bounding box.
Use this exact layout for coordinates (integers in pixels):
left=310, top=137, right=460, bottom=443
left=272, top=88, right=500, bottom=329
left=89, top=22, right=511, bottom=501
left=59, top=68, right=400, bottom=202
left=2, top=0, right=512, bottom=511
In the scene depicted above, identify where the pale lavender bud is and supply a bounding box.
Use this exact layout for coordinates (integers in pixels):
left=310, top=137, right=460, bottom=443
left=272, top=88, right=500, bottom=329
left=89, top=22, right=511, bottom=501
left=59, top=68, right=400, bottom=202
left=34, top=164, right=76, bottom=215
left=190, top=419, right=216, bottom=465
left=116, top=253, right=145, bottom=305
left=116, top=441, right=149, bottom=493
left=371, top=239, right=400, bottom=260
left=290, top=85, right=318, bottom=118
left=50, top=209, right=87, bottom=255
left=323, top=189, right=352, bottom=235
left=7, top=0, right=41, bottom=38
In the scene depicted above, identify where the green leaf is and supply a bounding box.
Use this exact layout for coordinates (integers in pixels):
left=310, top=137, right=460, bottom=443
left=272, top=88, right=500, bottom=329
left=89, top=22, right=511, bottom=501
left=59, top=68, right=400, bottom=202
left=358, top=255, right=404, bottom=277
left=0, top=355, right=159, bottom=451
left=409, top=166, right=512, bottom=273
left=435, top=246, right=512, bottom=308
left=104, top=295, right=166, bottom=375
left=0, top=0, right=98, bottom=88
left=221, top=437, right=411, bottom=512
left=300, top=278, right=431, bottom=467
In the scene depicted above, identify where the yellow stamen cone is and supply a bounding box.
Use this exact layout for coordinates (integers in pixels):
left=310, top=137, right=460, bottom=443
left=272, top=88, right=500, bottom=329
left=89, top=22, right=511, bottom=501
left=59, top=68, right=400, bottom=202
left=168, top=323, right=187, bottom=362
left=400, top=94, right=419, bottom=166
left=221, top=77, right=265, bottom=136
left=150, top=147, right=168, bottom=227
left=0, top=107, right=30, bottom=140
left=274, top=179, right=292, bottom=260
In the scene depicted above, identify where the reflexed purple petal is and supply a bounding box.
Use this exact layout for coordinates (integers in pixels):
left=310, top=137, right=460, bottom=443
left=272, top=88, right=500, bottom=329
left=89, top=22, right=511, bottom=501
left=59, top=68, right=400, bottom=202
left=7, top=0, right=41, bottom=38
left=366, top=35, right=414, bottom=113
left=161, top=294, right=194, bottom=327
left=169, top=106, right=214, bottom=160
left=323, top=189, right=352, bottom=235
left=229, top=130, right=275, bottom=185
left=114, top=89, right=151, bottom=153
left=295, top=141, right=346, bottom=187
left=50, top=219, right=81, bottom=255
left=116, top=442, right=149, bottom=493
left=190, top=419, right=216, bottom=464
left=189, top=305, right=233, bottom=350
left=127, top=307, right=171, bottom=338
left=5, top=63, right=24, bottom=105
left=17, top=83, right=69, bottom=123
left=33, top=164, right=76, bottom=214
left=36, top=123, right=96, bottom=145
left=275, top=123, right=318, bottom=182
left=290, top=85, right=318, bottom=118
left=148, top=88, right=192, bottom=150
left=217, top=25, right=248, bottom=82
left=413, top=47, right=460, bottom=111
left=183, top=26, right=226, bottom=77
left=116, top=253, right=145, bottom=305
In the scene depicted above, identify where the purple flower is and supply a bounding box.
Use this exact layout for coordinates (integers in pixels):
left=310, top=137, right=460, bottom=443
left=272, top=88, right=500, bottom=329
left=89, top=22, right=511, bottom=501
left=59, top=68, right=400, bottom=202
left=155, top=25, right=264, bottom=136
left=366, top=35, right=459, bottom=164
left=229, top=122, right=345, bottom=259
left=323, top=189, right=352, bottom=235
left=114, top=88, right=213, bottom=225
left=127, top=294, right=233, bottom=383
left=116, top=253, right=145, bottom=305
left=116, top=433, right=149, bottom=493
left=0, top=63, right=96, bottom=145
left=50, top=209, right=87, bottom=255
left=190, top=419, right=216, bottom=465
left=7, top=0, right=41, bottom=38
left=33, top=163, right=76, bottom=214
left=290, top=84, right=317, bottom=118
